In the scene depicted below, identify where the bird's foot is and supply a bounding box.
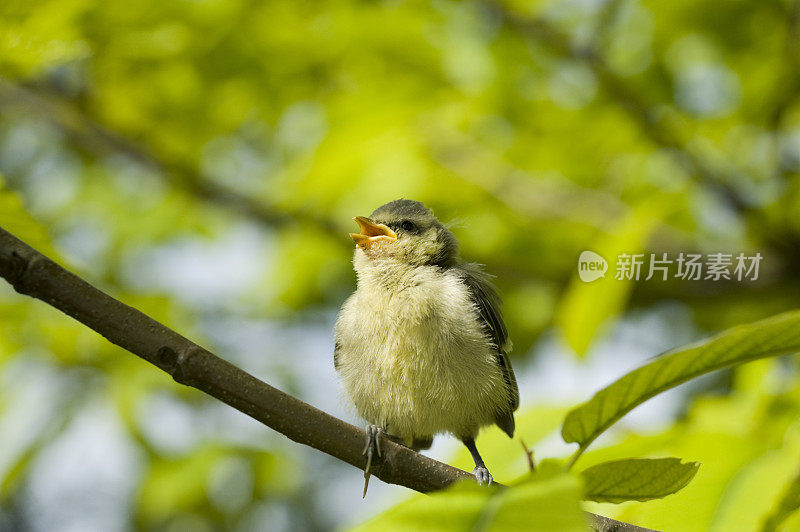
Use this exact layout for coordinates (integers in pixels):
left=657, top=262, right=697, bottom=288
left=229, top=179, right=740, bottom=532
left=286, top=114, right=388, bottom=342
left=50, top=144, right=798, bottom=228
left=362, top=425, right=383, bottom=497
left=473, top=466, right=493, bottom=486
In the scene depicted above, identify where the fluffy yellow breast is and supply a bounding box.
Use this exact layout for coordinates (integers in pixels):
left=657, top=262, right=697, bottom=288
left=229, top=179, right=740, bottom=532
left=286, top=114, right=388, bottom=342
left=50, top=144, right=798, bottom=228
left=334, top=263, right=511, bottom=443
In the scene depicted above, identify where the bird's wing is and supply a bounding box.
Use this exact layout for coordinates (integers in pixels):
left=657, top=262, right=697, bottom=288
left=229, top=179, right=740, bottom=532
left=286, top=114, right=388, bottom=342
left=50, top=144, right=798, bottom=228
left=460, top=263, right=509, bottom=350
left=459, top=263, right=520, bottom=434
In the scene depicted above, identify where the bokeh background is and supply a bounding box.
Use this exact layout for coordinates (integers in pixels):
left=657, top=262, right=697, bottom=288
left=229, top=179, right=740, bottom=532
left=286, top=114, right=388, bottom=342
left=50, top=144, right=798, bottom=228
left=2, top=0, right=800, bottom=530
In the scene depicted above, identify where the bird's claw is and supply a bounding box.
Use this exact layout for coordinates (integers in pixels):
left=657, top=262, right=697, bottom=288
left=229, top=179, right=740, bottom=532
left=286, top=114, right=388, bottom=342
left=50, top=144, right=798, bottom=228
left=473, top=466, right=493, bottom=486
left=363, top=425, right=383, bottom=458
left=362, top=425, right=383, bottom=497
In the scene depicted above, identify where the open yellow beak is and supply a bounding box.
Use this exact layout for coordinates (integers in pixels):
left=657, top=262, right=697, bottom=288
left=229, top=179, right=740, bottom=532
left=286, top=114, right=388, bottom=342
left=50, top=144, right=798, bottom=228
left=349, top=216, right=397, bottom=249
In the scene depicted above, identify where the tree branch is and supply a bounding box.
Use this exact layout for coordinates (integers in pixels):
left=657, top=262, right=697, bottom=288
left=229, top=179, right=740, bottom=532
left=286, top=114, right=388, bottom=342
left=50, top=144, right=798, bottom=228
left=0, top=226, right=653, bottom=532
left=0, top=77, right=339, bottom=236
left=488, top=1, right=750, bottom=213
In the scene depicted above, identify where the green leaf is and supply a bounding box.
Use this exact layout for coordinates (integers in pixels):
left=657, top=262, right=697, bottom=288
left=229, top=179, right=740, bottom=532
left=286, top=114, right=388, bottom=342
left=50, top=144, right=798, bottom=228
left=352, top=462, right=586, bottom=532
left=760, top=468, right=800, bottom=532
left=581, top=457, right=699, bottom=503
left=577, top=362, right=800, bottom=530
left=562, top=309, right=800, bottom=462
left=706, top=410, right=800, bottom=532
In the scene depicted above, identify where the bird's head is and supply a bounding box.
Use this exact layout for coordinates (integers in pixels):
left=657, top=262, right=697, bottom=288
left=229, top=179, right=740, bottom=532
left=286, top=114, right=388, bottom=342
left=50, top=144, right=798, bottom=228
left=349, top=199, right=458, bottom=267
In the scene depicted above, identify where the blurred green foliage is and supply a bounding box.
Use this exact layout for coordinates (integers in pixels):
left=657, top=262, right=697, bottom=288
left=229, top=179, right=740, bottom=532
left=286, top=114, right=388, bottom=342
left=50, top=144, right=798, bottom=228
left=355, top=462, right=587, bottom=532
left=2, top=0, right=800, bottom=530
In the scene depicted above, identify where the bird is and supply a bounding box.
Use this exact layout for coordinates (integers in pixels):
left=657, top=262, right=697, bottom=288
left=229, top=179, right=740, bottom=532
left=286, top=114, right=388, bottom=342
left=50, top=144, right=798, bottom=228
left=333, top=199, right=519, bottom=494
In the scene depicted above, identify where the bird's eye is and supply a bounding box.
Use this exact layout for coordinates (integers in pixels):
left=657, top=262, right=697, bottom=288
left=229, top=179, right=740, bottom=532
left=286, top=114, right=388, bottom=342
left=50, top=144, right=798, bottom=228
left=400, top=220, right=416, bottom=232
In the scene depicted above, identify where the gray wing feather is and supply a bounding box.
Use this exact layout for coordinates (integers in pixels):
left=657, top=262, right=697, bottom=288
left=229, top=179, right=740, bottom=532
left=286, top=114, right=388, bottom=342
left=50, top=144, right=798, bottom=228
left=460, top=265, right=508, bottom=350
left=458, top=263, right=520, bottom=436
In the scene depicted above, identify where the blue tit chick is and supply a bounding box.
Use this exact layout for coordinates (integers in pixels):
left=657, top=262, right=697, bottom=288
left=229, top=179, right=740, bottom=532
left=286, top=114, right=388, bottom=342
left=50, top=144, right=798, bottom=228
left=334, top=199, right=519, bottom=493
